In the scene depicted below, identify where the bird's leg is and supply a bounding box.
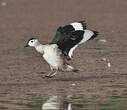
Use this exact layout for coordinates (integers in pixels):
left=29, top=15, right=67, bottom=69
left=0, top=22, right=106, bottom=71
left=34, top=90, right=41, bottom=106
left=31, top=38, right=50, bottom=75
left=49, top=69, right=58, bottom=77
left=45, top=69, right=58, bottom=78
left=49, top=66, right=53, bottom=73
left=45, top=66, right=54, bottom=77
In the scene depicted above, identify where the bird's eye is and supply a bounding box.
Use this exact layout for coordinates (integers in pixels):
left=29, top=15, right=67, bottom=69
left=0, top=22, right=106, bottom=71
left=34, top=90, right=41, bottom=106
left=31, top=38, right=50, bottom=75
left=31, top=41, right=34, bottom=43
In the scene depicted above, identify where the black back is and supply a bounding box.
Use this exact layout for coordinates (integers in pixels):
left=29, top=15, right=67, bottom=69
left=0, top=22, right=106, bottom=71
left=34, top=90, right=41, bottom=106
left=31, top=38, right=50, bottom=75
left=56, top=30, right=84, bottom=56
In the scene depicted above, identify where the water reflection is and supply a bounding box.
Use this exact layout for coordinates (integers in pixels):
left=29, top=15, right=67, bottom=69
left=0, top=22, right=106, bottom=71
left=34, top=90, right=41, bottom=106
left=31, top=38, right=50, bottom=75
left=42, top=95, right=72, bottom=110
left=0, top=81, right=127, bottom=110
left=0, top=93, right=127, bottom=110
left=42, top=96, right=60, bottom=110
left=23, top=94, right=127, bottom=110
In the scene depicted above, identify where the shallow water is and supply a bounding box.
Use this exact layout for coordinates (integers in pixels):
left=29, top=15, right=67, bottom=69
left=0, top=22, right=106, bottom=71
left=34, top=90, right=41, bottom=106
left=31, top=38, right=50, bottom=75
left=1, top=92, right=127, bottom=110
left=0, top=80, right=127, bottom=110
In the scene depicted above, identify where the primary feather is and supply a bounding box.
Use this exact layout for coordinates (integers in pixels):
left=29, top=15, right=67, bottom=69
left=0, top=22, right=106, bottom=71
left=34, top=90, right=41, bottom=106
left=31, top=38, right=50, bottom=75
left=51, top=21, right=98, bottom=59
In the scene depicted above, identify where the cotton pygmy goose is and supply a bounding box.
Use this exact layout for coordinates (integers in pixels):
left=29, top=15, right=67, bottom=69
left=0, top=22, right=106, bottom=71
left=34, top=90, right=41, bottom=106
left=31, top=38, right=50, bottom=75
left=25, top=21, right=99, bottom=77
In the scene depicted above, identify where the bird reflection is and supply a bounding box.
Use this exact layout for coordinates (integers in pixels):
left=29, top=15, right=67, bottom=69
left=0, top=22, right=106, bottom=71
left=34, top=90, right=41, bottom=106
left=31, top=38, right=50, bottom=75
left=42, top=95, right=72, bottom=110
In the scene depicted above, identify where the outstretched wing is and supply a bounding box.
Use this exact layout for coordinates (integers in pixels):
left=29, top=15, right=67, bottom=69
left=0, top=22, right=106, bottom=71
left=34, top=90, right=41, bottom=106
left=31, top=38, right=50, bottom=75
left=68, top=30, right=99, bottom=58
left=51, top=21, right=86, bottom=44
left=53, top=30, right=85, bottom=59
left=51, top=21, right=98, bottom=60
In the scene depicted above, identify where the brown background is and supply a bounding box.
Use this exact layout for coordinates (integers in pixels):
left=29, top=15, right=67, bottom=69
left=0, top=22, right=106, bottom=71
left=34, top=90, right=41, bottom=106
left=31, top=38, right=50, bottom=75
left=0, top=0, right=127, bottom=91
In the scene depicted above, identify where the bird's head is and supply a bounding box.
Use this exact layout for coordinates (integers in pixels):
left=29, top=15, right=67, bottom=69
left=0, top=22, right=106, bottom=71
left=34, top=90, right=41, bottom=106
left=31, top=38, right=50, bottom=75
left=24, top=38, right=40, bottom=47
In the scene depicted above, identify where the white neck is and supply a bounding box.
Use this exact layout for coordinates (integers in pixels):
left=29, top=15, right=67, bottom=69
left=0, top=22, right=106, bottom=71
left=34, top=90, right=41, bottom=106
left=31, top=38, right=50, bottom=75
left=34, top=43, right=44, bottom=54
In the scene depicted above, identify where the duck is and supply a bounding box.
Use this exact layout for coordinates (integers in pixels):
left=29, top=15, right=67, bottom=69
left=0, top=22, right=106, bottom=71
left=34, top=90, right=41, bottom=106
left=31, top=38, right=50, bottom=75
left=25, top=21, right=98, bottom=77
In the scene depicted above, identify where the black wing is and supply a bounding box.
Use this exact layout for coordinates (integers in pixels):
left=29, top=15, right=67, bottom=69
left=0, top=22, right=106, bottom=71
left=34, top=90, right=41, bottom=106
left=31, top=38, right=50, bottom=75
left=51, top=25, right=75, bottom=44
left=51, top=21, right=86, bottom=44
left=55, top=30, right=84, bottom=57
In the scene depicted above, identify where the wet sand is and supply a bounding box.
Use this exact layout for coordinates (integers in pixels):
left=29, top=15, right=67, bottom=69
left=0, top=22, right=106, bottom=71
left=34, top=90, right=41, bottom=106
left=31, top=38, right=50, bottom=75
left=0, top=0, right=127, bottom=109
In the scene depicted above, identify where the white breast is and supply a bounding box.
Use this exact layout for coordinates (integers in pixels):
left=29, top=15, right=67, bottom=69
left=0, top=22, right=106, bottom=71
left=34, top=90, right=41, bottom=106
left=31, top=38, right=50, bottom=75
left=43, top=44, right=63, bottom=69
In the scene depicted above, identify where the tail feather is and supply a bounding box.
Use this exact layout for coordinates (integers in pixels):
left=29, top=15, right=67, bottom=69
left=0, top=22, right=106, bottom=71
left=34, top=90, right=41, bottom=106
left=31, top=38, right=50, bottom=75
left=89, top=31, right=99, bottom=40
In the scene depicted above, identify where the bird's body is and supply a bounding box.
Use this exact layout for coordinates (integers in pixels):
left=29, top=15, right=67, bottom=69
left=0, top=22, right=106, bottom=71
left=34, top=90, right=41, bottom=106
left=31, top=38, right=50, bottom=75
left=25, top=21, right=98, bottom=77
left=31, top=42, right=75, bottom=77
left=38, top=44, right=64, bottom=70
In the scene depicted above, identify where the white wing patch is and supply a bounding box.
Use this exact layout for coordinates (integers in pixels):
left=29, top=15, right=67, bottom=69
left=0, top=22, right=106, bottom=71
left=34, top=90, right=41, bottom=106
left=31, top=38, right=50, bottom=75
left=70, top=22, right=84, bottom=30
left=79, top=30, right=94, bottom=44
left=68, top=29, right=94, bottom=58
left=68, top=45, right=78, bottom=58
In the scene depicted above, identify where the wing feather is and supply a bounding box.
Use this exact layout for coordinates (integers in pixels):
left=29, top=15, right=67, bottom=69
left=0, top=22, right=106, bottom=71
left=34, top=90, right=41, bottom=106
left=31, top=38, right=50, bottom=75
left=55, top=31, right=84, bottom=58
left=51, top=21, right=86, bottom=44
left=51, top=21, right=98, bottom=60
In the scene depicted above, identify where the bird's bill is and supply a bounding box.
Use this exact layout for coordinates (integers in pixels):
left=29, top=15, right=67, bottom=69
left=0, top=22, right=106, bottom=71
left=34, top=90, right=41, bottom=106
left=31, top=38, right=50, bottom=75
left=24, top=44, right=29, bottom=47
